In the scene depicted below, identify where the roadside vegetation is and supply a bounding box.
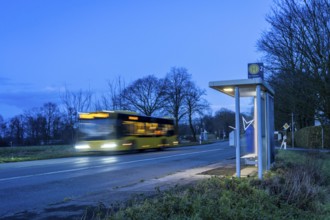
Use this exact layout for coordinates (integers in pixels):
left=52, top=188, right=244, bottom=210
left=84, top=150, right=330, bottom=220
left=0, top=145, right=77, bottom=163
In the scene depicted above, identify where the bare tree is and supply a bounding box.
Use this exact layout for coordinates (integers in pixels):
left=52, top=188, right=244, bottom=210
left=21, top=103, right=61, bottom=145
left=213, top=108, right=236, bottom=138
left=96, top=76, right=127, bottom=111
left=257, top=0, right=330, bottom=128
left=185, top=81, right=209, bottom=141
left=8, top=115, right=25, bottom=146
left=0, top=115, right=7, bottom=146
left=120, top=75, right=166, bottom=116
left=24, top=108, right=45, bottom=145
left=60, top=86, right=93, bottom=143
left=163, top=67, right=192, bottom=133
left=61, top=86, right=93, bottom=114
left=41, top=102, right=62, bottom=144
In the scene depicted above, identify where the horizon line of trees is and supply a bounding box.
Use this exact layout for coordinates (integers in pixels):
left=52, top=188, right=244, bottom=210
left=0, top=67, right=238, bottom=147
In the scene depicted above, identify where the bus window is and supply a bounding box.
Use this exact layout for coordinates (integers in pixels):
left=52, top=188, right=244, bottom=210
left=78, top=119, right=116, bottom=140
left=145, top=123, right=158, bottom=135
left=135, top=122, right=145, bottom=135
left=122, top=121, right=146, bottom=135
left=121, top=121, right=134, bottom=136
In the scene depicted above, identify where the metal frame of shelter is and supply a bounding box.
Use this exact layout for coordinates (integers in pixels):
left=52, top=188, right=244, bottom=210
left=209, top=78, right=275, bottom=179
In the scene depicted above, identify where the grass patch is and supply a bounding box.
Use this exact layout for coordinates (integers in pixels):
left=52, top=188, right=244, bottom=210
left=84, top=150, right=330, bottom=220
left=106, top=178, right=292, bottom=220
left=0, top=145, right=78, bottom=163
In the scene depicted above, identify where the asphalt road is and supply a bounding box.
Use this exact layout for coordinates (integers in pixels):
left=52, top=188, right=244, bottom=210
left=0, top=141, right=234, bottom=219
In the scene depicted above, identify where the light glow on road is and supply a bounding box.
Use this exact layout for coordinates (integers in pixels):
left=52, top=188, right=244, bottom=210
left=74, top=157, right=91, bottom=164
left=101, top=157, right=118, bottom=164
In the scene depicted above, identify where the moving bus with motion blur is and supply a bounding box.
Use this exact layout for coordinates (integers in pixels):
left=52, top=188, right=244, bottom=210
left=75, top=111, right=178, bottom=152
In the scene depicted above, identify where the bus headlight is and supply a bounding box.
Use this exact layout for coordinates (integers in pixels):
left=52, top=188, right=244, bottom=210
left=101, top=143, right=117, bottom=149
left=75, top=144, right=90, bottom=149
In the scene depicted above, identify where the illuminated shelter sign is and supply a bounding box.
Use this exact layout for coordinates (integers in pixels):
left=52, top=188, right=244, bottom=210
left=248, top=63, right=264, bottom=79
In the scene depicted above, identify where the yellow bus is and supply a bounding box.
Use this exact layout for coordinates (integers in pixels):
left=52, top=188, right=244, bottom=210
left=74, top=111, right=178, bottom=152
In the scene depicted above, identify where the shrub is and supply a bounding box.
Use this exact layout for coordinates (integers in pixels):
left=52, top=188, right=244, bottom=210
left=294, top=125, right=330, bottom=149
left=252, top=151, right=328, bottom=212
left=106, top=176, right=326, bottom=220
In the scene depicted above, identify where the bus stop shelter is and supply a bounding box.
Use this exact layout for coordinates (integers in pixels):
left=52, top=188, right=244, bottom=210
left=209, top=78, right=275, bottom=179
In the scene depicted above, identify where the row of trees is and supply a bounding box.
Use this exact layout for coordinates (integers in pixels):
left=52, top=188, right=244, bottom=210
left=0, top=103, right=73, bottom=146
left=0, top=67, right=221, bottom=147
left=94, top=67, right=210, bottom=136
left=258, top=0, right=330, bottom=129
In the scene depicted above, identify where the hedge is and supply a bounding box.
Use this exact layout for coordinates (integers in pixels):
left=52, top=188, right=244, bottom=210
left=292, top=125, right=330, bottom=149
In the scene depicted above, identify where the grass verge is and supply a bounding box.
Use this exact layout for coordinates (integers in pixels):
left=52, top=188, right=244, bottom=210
left=0, top=145, right=77, bottom=163
left=84, top=150, right=330, bottom=220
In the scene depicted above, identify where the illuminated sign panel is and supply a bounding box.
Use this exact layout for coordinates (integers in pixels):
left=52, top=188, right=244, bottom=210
left=128, top=116, right=139, bottom=121
left=79, top=114, right=94, bottom=119
left=79, top=112, right=109, bottom=119
left=248, top=63, right=264, bottom=79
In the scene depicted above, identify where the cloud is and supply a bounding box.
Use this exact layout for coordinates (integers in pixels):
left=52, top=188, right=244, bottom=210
left=0, top=81, right=62, bottom=118
left=0, top=90, right=59, bottom=108
left=0, top=76, right=10, bottom=84
left=0, top=76, right=32, bottom=88
left=42, top=85, right=65, bottom=92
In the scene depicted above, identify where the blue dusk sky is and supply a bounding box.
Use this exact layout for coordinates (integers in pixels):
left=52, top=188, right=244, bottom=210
left=0, top=0, right=273, bottom=119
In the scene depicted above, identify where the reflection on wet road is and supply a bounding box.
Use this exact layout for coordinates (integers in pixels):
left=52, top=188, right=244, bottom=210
left=0, top=141, right=234, bottom=218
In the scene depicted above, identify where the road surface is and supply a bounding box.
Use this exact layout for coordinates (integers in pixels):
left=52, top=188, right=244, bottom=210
left=0, top=141, right=234, bottom=219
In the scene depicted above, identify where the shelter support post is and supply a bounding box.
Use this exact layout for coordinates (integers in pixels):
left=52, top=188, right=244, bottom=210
left=235, top=86, right=241, bottom=178
left=256, top=85, right=263, bottom=179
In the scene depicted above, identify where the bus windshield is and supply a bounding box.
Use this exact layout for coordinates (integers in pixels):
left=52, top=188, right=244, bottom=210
left=77, top=119, right=116, bottom=141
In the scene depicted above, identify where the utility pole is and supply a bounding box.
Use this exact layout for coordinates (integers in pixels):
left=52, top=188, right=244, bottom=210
left=321, top=125, right=324, bottom=149
left=291, top=112, right=294, bottom=148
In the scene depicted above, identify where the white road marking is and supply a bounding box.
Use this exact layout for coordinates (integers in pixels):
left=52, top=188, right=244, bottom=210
left=0, top=148, right=224, bottom=182
left=0, top=167, right=90, bottom=181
